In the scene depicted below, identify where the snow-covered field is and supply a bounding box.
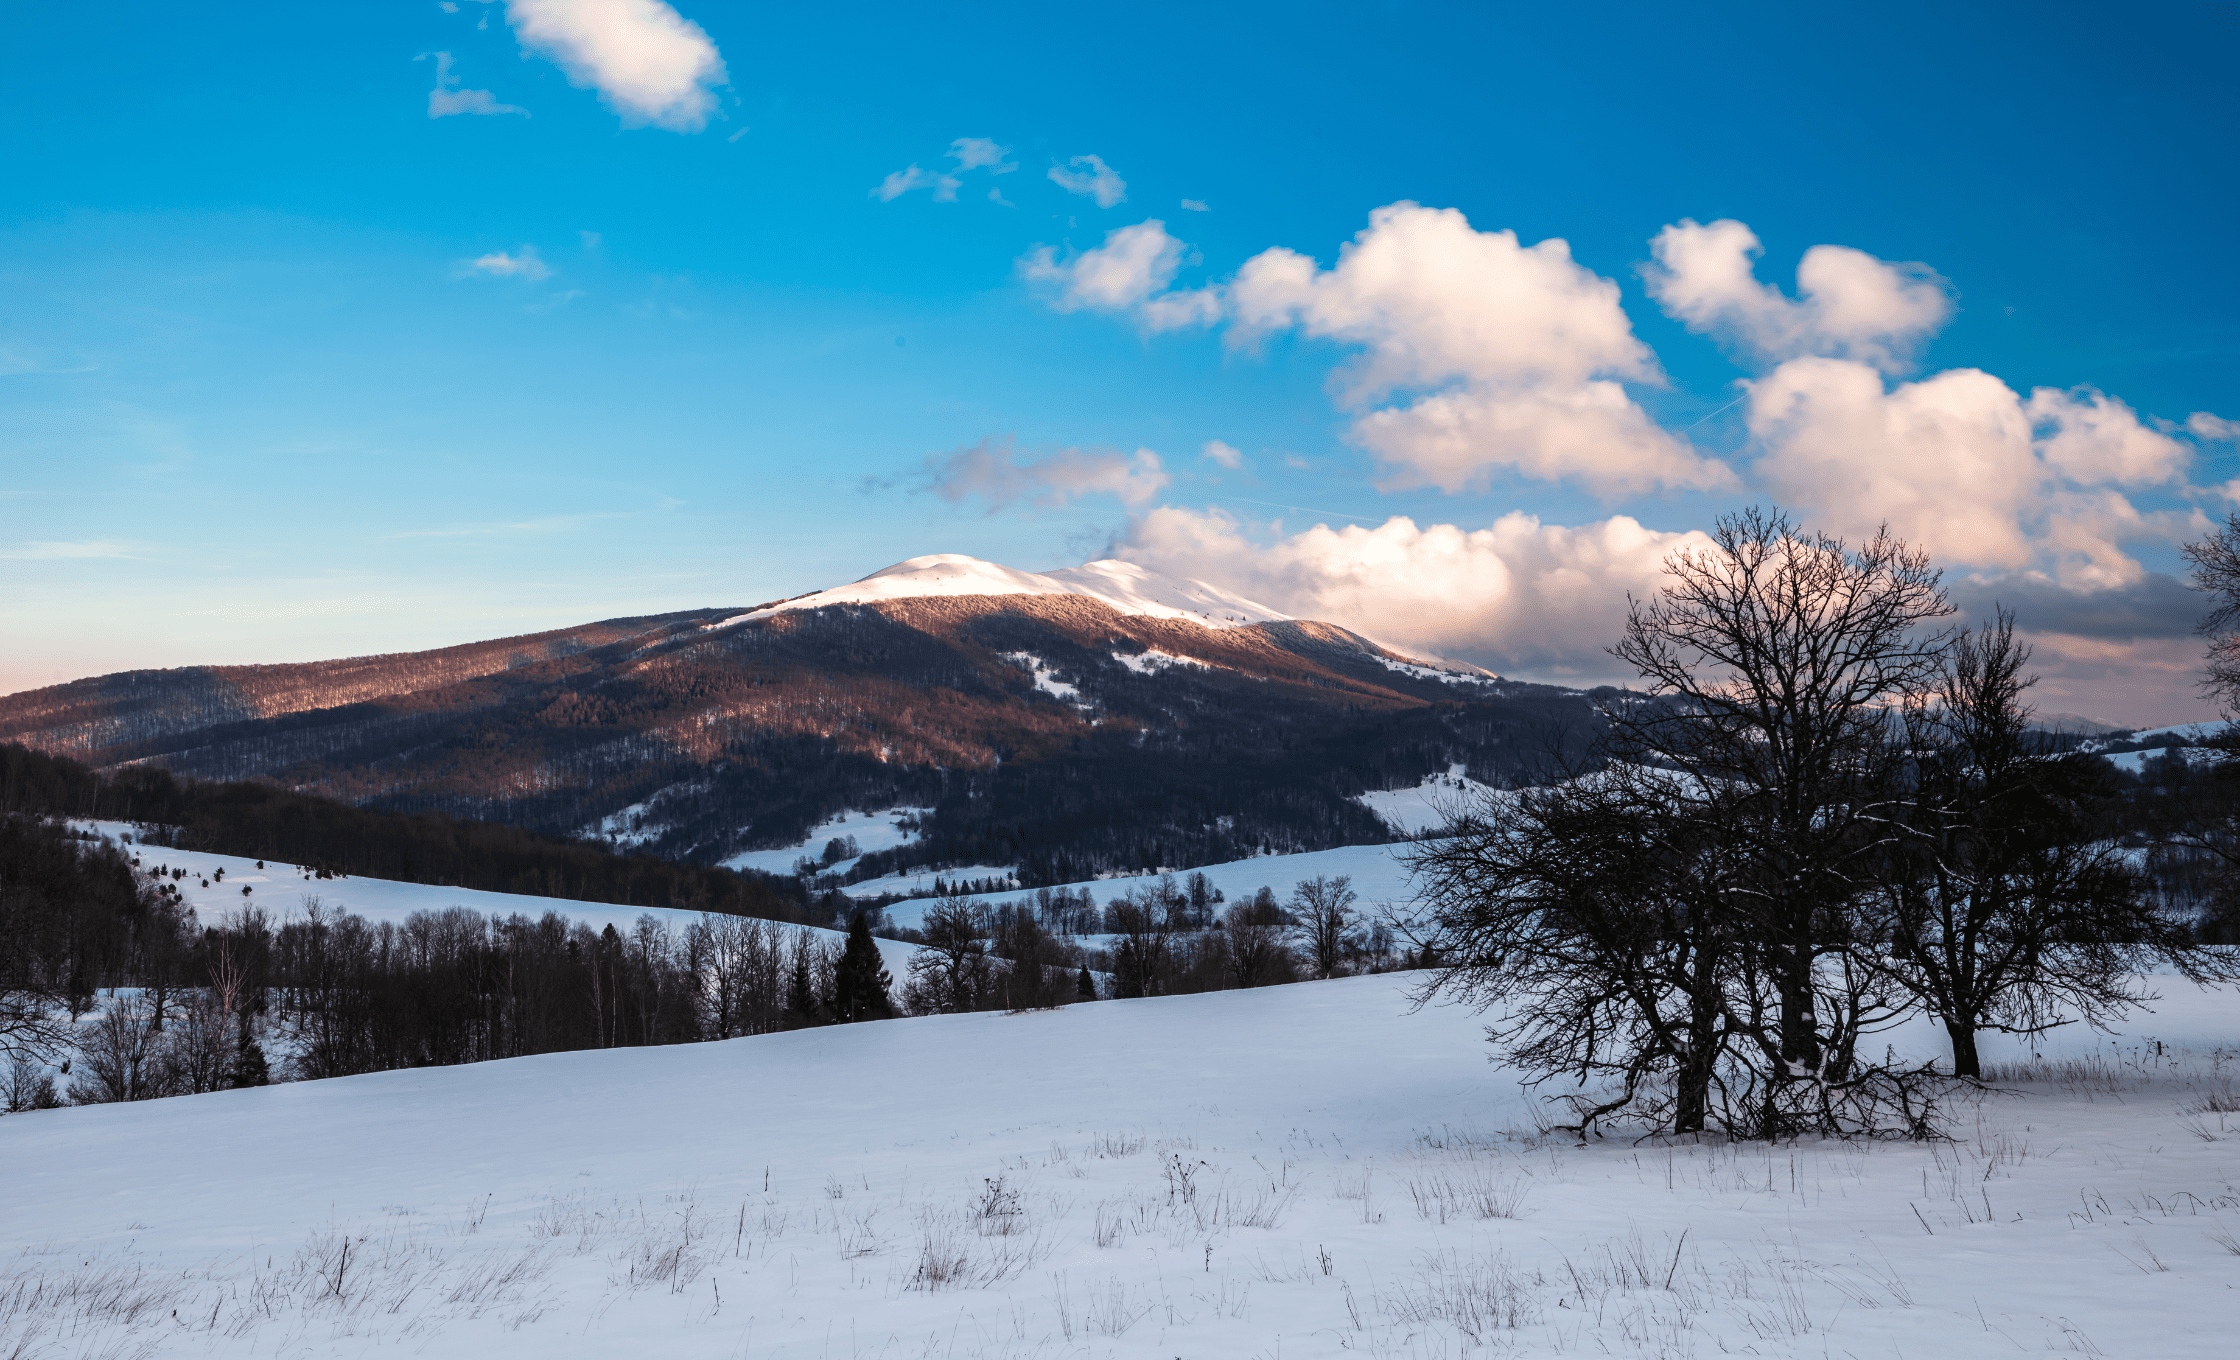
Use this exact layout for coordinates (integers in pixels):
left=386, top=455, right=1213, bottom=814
left=5, top=967, right=2237, bottom=1358
left=73, top=822, right=925, bottom=977
left=873, top=843, right=1415, bottom=930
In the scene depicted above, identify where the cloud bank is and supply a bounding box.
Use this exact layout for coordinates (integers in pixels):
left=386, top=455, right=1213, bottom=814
left=1118, top=508, right=1711, bottom=679
left=1017, top=204, right=2236, bottom=719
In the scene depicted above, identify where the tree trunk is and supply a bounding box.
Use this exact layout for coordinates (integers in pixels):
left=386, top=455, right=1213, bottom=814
left=1675, top=1038, right=1716, bottom=1134
left=1946, top=1017, right=1982, bottom=1079
left=1776, top=945, right=1821, bottom=1070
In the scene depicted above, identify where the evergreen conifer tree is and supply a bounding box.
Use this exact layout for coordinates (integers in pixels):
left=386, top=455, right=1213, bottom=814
left=829, top=912, right=893, bottom=1023
left=1075, top=967, right=1097, bottom=1002
left=229, top=1041, right=269, bottom=1088
left=783, top=948, right=821, bottom=1029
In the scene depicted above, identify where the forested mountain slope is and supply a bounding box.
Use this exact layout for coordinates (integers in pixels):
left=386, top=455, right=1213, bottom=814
left=0, top=558, right=1609, bottom=881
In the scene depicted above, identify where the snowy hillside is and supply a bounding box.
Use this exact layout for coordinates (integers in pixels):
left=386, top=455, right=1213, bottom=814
left=724, top=554, right=1291, bottom=631
left=5, top=968, right=2236, bottom=1358
left=75, top=822, right=924, bottom=977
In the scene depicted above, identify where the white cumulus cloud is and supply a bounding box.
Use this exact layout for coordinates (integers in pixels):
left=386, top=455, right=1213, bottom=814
left=1643, top=218, right=1951, bottom=372
left=1228, top=203, right=1734, bottom=497
left=924, top=439, right=1171, bottom=511
left=1201, top=440, right=1244, bottom=470
left=506, top=0, right=726, bottom=131
left=1746, top=358, right=2199, bottom=590
left=1048, top=154, right=1127, bottom=208
left=1118, top=507, right=1713, bottom=679
left=1019, top=221, right=1220, bottom=331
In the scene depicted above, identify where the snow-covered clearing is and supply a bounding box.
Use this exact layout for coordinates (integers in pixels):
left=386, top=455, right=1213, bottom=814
left=2105, top=746, right=2228, bottom=775
left=5, top=970, right=2237, bottom=1358
left=846, top=863, right=1025, bottom=904
left=721, top=808, right=933, bottom=877
left=74, top=822, right=924, bottom=977
left=1111, top=648, right=1212, bottom=675
left=1357, top=764, right=1500, bottom=836
left=872, top=843, right=1412, bottom=929
left=1003, top=653, right=1083, bottom=703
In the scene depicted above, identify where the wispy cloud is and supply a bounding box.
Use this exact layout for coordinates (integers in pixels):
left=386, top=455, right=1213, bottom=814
left=460, top=245, right=553, bottom=280
left=384, top=512, right=617, bottom=539
left=874, top=137, right=1015, bottom=203
left=0, top=539, right=142, bottom=561
left=179, top=594, right=410, bottom=620
left=874, top=164, right=961, bottom=203
left=921, top=436, right=1170, bottom=511
left=1048, top=153, right=1127, bottom=208
left=424, top=51, right=527, bottom=118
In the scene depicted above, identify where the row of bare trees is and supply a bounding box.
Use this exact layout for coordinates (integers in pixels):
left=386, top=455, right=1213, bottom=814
left=1410, top=509, right=2235, bottom=1141
left=901, top=871, right=1408, bottom=1014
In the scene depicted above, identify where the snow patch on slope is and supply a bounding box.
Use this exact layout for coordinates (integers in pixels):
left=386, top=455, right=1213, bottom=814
left=1001, top=652, right=1082, bottom=702
left=719, top=807, right=932, bottom=876
left=719, top=554, right=1289, bottom=631
left=1377, top=656, right=1497, bottom=687
left=1356, top=763, right=1499, bottom=835
left=1112, top=648, right=1212, bottom=674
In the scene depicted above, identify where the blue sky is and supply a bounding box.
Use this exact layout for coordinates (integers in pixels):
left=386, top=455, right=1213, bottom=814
left=4, top=1, right=2236, bottom=722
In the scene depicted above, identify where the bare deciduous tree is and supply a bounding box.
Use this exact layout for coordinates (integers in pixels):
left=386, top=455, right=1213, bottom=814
left=1223, top=887, right=1288, bottom=988
left=907, top=896, right=994, bottom=1013
left=1291, top=876, right=1359, bottom=980
left=1870, top=613, right=2226, bottom=1076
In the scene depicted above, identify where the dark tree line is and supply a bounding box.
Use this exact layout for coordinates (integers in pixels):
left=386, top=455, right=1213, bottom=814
left=899, top=871, right=1412, bottom=1015
left=2, top=803, right=910, bottom=1110
left=0, top=744, right=808, bottom=923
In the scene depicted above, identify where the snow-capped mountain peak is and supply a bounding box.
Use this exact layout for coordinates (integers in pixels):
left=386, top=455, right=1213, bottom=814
left=725, top=554, right=1290, bottom=630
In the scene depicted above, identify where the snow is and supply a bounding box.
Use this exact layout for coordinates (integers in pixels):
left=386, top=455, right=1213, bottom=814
left=580, top=797, right=670, bottom=849
left=1356, top=764, right=1500, bottom=835
left=719, top=807, right=932, bottom=876
left=7, top=964, right=2239, bottom=1358
left=2105, top=745, right=2230, bottom=774
left=1002, top=652, right=1082, bottom=702
left=843, top=863, right=1022, bottom=901
left=2128, top=721, right=2225, bottom=744
left=1375, top=656, right=1497, bottom=686
left=1111, top=647, right=1212, bottom=674
left=716, top=554, right=1290, bottom=631
left=71, top=822, right=925, bottom=979
left=874, top=842, right=1413, bottom=929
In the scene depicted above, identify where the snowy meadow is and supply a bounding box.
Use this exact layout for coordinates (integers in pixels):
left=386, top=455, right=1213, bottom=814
left=4, top=971, right=2237, bottom=1359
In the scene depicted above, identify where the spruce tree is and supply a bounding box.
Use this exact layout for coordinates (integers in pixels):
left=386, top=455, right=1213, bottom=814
left=1075, top=967, right=1097, bottom=1003
left=229, top=1041, right=269, bottom=1088
left=829, top=912, right=893, bottom=1023
left=783, top=949, right=821, bottom=1029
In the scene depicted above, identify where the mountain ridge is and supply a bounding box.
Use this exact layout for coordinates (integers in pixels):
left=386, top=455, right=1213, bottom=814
left=0, top=556, right=1592, bottom=883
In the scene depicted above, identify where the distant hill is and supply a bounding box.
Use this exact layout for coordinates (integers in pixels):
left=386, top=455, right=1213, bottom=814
left=2029, top=711, right=2130, bottom=736
left=0, top=556, right=1606, bottom=884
